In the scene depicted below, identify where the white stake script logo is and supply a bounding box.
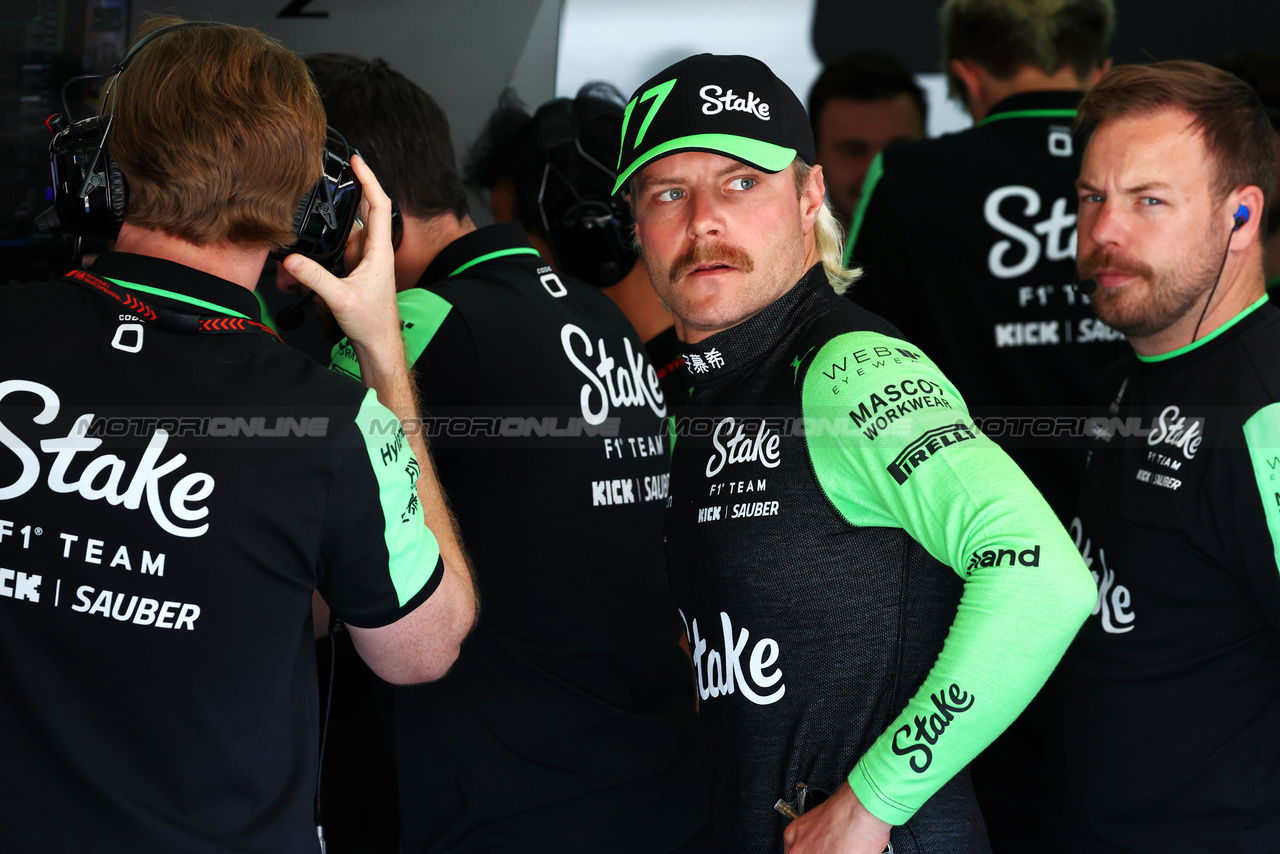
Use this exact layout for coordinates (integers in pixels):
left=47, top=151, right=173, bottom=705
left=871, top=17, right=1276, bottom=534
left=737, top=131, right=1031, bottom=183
left=1147, top=405, right=1202, bottom=461
left=699, top=85, right=771, bottom=120
left=706, top=418, right=782, bottom=477
left=983, top=186, right=1076, bottom=279
left=561, top=324, right=667, bottom=425
left=1071, top=516, right=1135, bottom=634
left=681, top=609, right=785, bottom=705
left=0, top=380, right=215, bottom=537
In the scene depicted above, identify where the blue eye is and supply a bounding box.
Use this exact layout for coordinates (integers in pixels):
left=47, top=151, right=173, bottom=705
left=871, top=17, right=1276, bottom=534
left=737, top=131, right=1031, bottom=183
left=656, top=188, right=685, bottom=202
left=1139, top=197, right=1162, bottom=206
left=1082, top=193, right=1104, bottom=203
left=728, top=177, right=756, bottom=191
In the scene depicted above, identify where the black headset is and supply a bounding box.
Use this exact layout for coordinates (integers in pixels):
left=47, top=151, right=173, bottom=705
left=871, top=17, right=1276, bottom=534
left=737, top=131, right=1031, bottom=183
left=38, top=21, right=360, bottom=269
left=532, top=98, right=637, bottom=288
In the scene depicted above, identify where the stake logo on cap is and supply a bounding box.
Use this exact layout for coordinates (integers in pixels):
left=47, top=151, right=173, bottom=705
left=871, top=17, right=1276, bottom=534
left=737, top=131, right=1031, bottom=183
left=613, top=54, right=815, bottom=195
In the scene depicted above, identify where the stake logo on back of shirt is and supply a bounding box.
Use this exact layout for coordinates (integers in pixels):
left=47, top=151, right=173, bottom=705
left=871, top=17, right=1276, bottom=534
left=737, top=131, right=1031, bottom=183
left=0, top=380, right=215, bottom=538
left=983, top=185, right=1076, bottom=279
left=561, top=323, right=668, bottom=425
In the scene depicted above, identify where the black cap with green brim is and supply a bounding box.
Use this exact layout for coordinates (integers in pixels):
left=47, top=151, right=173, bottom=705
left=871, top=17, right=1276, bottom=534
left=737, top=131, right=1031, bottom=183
left=613, top=54, right=815, bottom=195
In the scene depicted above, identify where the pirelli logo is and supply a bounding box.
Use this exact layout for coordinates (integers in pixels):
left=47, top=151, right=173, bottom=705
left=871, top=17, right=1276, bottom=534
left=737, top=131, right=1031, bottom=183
left=886, top=422, right=977, bottom=486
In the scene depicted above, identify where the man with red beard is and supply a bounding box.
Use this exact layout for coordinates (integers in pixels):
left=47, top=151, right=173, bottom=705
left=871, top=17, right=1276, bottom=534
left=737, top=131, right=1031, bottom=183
left=619, top=53, right=1097, bottom=854
left=1046, top=61, right=1280, bottom=853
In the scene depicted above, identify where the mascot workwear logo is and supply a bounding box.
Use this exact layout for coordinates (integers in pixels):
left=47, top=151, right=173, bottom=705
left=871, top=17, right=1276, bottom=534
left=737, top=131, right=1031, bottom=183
left=706, top=417, right=782, bottom=477
left=561, top=323, right=668, bottom=425
left=680, top=609, right=785, bottom=705
left=0, top=380, right=215, bottom=537
left=699, top=85, right=771, bottom=120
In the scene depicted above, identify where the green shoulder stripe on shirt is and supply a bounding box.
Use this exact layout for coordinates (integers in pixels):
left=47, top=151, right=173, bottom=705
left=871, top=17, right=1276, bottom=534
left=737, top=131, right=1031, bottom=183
left=801, top=330, right=1095, bottom=825
left=330, top=289, right=455, bottom=379
left=448, top=247, right=541, bottom=278
left=843, top=151, right=884, bottom=267
left=355, top=389, right=440, bottom=606
left=1244, top=403, right=1280, bottom=574
left=253, top=290, right=278, bottom=333
left=976, top=108, right=1077, bottom=127
left=106, top=277, right=249, bottom=319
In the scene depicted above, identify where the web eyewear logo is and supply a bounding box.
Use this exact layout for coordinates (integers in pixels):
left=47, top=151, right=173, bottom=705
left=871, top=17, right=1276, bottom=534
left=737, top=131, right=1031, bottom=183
left=699, top=85, right=771, bottom=120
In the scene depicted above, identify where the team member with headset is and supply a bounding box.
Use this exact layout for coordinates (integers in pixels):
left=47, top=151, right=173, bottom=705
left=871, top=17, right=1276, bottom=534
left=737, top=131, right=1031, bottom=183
left=0, top=17, right=474, bottom=853
left=617, top=52, right=1095, bottom=854
left=1045, top=61, right=1280, bottom=853
left=305, top=54, right=707, bottom=853
left=466, top=86, right=685, bottom=400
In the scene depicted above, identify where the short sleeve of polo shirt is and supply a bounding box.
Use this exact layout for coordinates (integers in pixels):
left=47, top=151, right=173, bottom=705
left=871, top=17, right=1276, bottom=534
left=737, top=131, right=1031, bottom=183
left=1235, top=402, right=1280, bottom=634
left=316, top=389, right=442, bottom=628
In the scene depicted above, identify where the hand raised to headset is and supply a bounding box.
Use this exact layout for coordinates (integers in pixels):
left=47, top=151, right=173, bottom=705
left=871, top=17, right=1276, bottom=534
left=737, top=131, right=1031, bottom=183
left=282, top=154, right=404, bottom=377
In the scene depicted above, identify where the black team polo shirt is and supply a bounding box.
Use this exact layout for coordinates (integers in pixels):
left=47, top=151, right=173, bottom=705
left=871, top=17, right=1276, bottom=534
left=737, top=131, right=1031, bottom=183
left=330, top=224, right=707, bottom=854
left=0, top=251, right=441, bottom=853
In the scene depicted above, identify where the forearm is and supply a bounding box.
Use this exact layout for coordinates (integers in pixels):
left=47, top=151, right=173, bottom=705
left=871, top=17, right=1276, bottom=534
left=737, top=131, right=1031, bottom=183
left=849, top=521, right=1095, bottom=824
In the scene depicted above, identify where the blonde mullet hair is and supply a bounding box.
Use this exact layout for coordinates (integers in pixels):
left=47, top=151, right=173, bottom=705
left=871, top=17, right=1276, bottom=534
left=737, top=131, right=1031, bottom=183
left=793, top=160, right=861, bottom=294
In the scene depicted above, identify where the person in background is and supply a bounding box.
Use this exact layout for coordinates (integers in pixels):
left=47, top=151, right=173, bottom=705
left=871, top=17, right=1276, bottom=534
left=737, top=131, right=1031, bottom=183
left=808, top=51, right=927, bottom=229
left=466, top=85, right=685, bottom=398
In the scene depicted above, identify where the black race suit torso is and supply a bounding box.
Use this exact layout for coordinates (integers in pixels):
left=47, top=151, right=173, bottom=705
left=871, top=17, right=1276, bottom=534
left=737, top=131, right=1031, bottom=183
left=0, top=253, right=441, bottom=853
left=666, top=265, right=1095, bottom=854
left=331, top=224, right=707, bottom=853
left=845, top=91, right=1129, bottom=517
left=1048, top=297, right=1280, bottom=853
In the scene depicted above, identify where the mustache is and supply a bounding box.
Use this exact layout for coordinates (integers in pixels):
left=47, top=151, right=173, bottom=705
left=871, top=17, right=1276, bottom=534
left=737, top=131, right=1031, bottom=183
left=1077, top=248, right=1155, bottom=283
left=669, top=241, right=755, bottom=286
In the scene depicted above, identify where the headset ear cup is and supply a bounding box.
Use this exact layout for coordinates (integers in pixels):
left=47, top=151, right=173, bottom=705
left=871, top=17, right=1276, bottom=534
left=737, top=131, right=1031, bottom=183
left=104, top=149, right=128, bottom=225
left=292, top=184, right=315, bottom=237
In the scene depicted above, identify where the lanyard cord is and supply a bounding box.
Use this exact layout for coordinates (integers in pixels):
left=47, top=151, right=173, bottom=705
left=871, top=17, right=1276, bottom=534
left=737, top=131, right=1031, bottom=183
left=63, top=268, right=282, bottom=343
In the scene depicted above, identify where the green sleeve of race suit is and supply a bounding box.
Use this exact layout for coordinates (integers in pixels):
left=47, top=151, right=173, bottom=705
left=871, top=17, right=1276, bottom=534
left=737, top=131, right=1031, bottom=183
left=330, top=288, right=454, bottom=380
left=801, top=330, right=1096, bottom=826
left=1244, top=402, right=1280, bottom=573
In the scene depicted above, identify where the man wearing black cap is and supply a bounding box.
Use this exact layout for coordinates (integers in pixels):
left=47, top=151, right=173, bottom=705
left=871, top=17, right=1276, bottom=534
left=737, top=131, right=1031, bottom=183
left=618, top=53, right=1096, bottom=854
